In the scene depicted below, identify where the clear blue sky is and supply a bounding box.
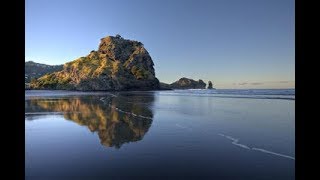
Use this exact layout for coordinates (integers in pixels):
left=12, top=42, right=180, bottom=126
left=26, top=0, right=294, bottom=89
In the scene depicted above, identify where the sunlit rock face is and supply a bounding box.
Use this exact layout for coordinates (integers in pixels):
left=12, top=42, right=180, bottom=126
left=25, top=93, right=155, bottom=149
left=30, top=35, right=160, bottom=91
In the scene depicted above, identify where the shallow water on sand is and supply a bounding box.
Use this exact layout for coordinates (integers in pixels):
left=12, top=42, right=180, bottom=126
left=25, top=89, right=295, bottom=179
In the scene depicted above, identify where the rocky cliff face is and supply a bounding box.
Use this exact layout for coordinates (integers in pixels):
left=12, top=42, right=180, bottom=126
left=170, top=77, right=206, bottom=89
left=30, top=35, right=160, bottom=91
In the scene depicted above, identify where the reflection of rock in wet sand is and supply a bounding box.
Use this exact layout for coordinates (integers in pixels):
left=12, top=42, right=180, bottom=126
left=26, top=93, right=154, bottom=149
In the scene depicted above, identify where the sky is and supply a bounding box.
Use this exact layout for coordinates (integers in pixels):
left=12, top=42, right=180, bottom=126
left=25, top=0, right=295, bottom=89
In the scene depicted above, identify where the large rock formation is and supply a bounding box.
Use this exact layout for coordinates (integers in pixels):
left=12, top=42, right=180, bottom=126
left=30, top=35, right=160, bottom=91
left=170, top=77, right=206, bottom=89
left=25, top=61, right=63, bottom=83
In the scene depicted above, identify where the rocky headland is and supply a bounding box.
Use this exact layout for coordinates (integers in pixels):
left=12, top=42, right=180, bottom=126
left=30, top=35, right=160, bottom=91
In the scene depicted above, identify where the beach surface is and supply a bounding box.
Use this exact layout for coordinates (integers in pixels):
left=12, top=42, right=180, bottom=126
left=25, top=89, right=295, bottom=179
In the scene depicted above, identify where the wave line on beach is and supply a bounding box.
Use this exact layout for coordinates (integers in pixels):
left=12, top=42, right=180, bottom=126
left=251, top=148, right=295, bottom=160
left=100, top=95, right=152, bottom=120
left=218, top=133, right=250, bottom=150
left=113, top=106, right=152, bottom=119
left=218, top=133, right=295, bottom=160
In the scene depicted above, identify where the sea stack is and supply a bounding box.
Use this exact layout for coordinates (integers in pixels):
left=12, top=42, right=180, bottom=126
left=207, top=81, right=213, bottom=89
left=30, top=35, right=160, bottom=91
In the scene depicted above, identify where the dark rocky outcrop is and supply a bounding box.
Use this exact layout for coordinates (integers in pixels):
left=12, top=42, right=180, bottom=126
left=159, top=82, right=172, bottom=90
left=30, top=35, right=160, bottom=91
left=170, top=77, right=206, bottom=89
left=207, top=81, right=213, bottom=89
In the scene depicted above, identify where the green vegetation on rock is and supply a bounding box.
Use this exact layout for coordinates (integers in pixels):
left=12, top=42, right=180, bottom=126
left=30, top=35, right=160, bottom=91
left=25, top=61, right=63, bottom=83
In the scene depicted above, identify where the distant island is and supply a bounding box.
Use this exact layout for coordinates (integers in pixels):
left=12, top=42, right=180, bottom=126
left=26, top=35, right=214, bottom=91
left=160, top=77, right=207, bottom=89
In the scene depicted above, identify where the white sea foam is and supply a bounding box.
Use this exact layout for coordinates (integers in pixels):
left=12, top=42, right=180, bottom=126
left=107, top=93, right=118, bottom=97
left=218, top=133, right=295, bottom=160
left=100, top=94, right=152, bottom=120
left=99, top=96, right=112, bottom=103
left=99, top=93, right=118, bottom=102
left=251, top=148, right=295, bottom=160
left=112, top=106, right=152, bottom=119
left=232, top=142, right=251, bottom=149
left=218, top=134, right=250, bottom=150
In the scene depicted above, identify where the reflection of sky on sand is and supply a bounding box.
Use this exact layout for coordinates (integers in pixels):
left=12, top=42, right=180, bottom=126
left=25, top=90, right=294, bottom=179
